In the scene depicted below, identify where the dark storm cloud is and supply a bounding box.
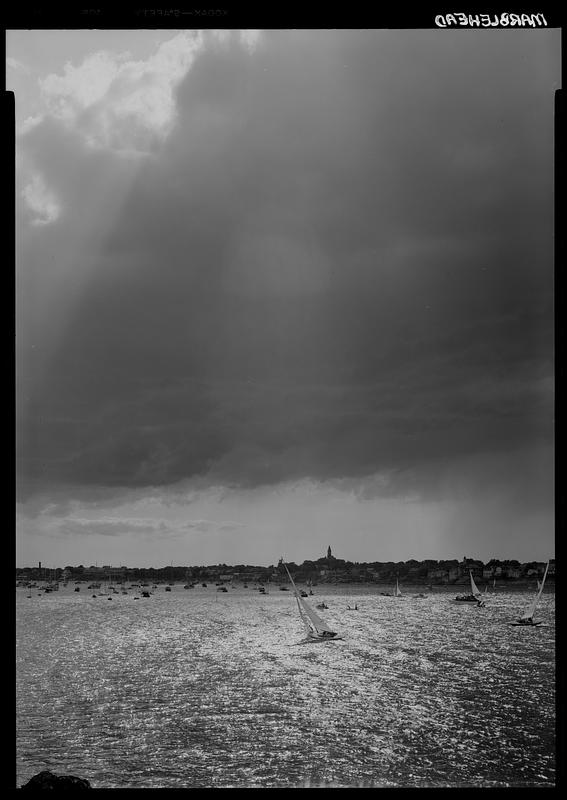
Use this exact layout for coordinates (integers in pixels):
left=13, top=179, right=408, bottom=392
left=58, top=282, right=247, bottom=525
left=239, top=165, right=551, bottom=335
left=16, top=30, right=556, bottom=499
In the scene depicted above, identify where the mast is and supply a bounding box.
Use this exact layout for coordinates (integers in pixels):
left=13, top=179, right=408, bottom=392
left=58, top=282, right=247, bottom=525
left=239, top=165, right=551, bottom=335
left=521, top=561, right=549, bottom=621
left=284, top=562, right=335, bottom=635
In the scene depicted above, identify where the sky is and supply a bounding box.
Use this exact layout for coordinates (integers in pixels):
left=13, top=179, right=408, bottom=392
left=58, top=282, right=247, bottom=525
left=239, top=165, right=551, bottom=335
left=10, top=28, right=558, bottom=568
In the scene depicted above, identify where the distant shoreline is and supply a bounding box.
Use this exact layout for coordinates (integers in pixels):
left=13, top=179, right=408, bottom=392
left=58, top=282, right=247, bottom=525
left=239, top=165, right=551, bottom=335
left=16, top=580, right=553, bottom=593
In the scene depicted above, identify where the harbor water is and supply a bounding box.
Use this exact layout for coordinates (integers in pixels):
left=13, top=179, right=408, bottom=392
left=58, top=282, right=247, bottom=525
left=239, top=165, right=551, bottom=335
left=16, top=584, right=555, bottom=788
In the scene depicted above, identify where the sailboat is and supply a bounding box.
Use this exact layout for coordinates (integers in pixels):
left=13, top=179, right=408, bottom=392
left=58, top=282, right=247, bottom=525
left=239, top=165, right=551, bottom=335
left=452, top=571, right=485, bottom=605
left=284, top=563, right=341, bottom=642
left=381, top=577, right=403, bottom=597
left=511, top=561, right=550, bottom=627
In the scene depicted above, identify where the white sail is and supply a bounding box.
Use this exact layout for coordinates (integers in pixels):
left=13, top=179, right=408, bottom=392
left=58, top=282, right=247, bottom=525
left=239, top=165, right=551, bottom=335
left=393, top=578, right=402, bottom=597
left=298, top=596, right=336, bottom=634
left=284, top=564, right=336, bottom=636
left=520, top=561, right=549, bottom=621
left=470, top=571, right=482, bottom=598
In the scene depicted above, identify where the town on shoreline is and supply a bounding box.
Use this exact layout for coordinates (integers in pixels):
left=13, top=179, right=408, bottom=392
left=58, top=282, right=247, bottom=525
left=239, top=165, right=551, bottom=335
left=17, top=549, right=554, bottom=588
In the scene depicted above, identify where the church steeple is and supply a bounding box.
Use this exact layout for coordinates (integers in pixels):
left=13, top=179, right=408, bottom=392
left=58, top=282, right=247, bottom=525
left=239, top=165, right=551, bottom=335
left=327, top=545, right=332, bottom=560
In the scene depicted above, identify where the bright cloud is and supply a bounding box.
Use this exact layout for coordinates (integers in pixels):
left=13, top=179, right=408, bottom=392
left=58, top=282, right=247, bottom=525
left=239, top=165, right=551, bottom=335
left=38, top=32, right=204, bottom=153
left=7, top=56, right=30, bottom=74
left=35, top=30, right=262, bottom=155
left=16, top=30, right=263, bottom=223
left=21, top=173, right=60, bottom=225
left=56, top=515, right=246, bottom=538
left=239, top=30, right=262, bottom=52
left=59, top=516, right=170, bottom=536
left=185, top=519, right=247, bottom=533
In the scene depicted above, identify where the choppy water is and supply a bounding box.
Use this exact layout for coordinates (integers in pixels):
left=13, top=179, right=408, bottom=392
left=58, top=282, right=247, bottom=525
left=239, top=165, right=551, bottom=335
left=16, top=583, right=555, bottom=788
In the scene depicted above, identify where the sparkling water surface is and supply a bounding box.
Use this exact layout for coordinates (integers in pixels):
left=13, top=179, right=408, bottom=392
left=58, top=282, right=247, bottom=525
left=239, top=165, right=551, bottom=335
left=16, top=584, right=555, bottom=788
